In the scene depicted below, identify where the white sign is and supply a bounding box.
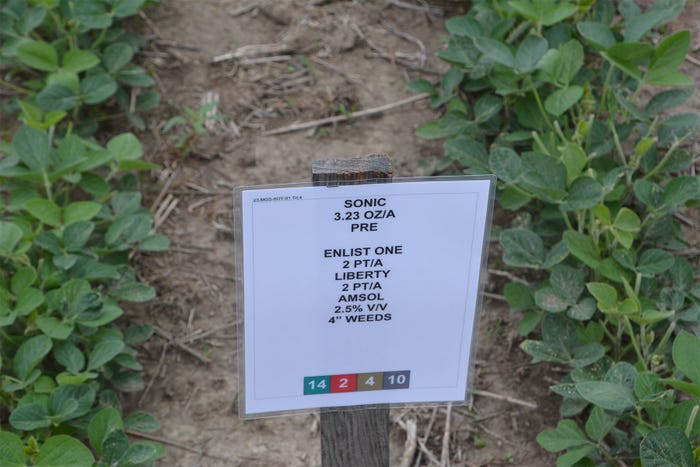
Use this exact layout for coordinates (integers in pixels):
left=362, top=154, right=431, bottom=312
left=236, top=177, right=494, bottom=417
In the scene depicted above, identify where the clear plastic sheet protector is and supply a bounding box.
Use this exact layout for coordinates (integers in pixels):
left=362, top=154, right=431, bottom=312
left=234, top=176, right=495, bottom=418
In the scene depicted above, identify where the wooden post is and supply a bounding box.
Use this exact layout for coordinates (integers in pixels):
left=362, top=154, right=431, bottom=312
left=312, top=154, right=392, bottom=467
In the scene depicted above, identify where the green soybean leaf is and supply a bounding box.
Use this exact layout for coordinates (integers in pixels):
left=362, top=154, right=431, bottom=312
left=663, top=401, right=700, bottom=438
left=0, top=221, right=23, bottom=254
left=36, top=316, right=74, bottom=340
left=111, top=191, right=143, bottom=216
left=445, top=15, right=483, bottom=37
left=77, top=303, right=122, bottom=328
left=571, top=343, right=606, bottom=368
left=18, top=7, right=47, bottom=35
left=438, top=36, right=479, bottom=68
left=36, top=84, right=79, bottom=112
left=15, top=287, right=45, bottom=316
left=586, top=282, right=617, bottom=313
left=567, top=298, right=596, bottom=321
left=116, top=64, right=155, bottom=87
left=564, top=231, right=600, bottom=268
left=637, top=249, right=674, bottom=276
left=35, top=435, right=94, bottom=467
left=106, top=214, right=152, bottom=246
left=662, top=176, right=700, bottom=208
left=46, top=70, right=80, bottom=94
left=124, top=411, right=160, bottom=432
left=62, top=49, right=99, bottom=73
left=543, top=240, right=568, bottom=269
left=72, top=0, right=112, bottom=30
left=0, top=432, right=25, bottom=467
left=673, top=331, right=700, bottom=385
left=81, top=74, right=117, bottom=104
left=659, top=113, right=700, bottom=144
left=474, top=37, right=514, bottom=68
left=671, top=257, right=693, bottom=289
left=500, top=228, right=545, bottom=268
left=540, top=2, right=577, bottom=26
left=635, top=372, right=664, bottom=400
left=9, top=403, right=51, bottom=431
left=474, top=95, right=503, bottom=123
left=49, top=384, right=94, bottom=420
left=605, top=362, right=637, bottom=389
left=87, top=339, right=125, bottom=371
left=639, top=427, right=694, bottom=467
left=14, top=334, right=52, bottom=380
left=63, top=201, right=101, bottom=225
left=521, top=152, right=567, bottom=201
left=135, top=91, right=161, bottom=111
left=11, top=267, right=36, bottom=295
left=585, top=406, right=616, bottom=442
left=535, top=286, right=568, bottom=312
left=110, top=370, right=145, bottom=392
left=437, top=110, right=473, bottom=135
left=646, top=70, right=693, bottom=88
left=515, top=35, right=548, bottom=73
left=63, top=221, right=95, bottom=251
left=645, top=88, right=694, bottom=116
left=547, top=40, right=583, bottom=85
left=624, top=0, right=685, bottom=42
left=112, top=0, right=147, bottom=17
left=139, top=234, right=169, bottom=251
left=88, top=407, right=124, bottom=454
left=416, top=121, right=455, bottom=139
left=17, top=40, right=58, bottom=71
left=634, top=179, right=662, bottom=209
left=444, top=137, right=489, bottom=171
left=111, top=282, right=156, bottom=302
left=561, top=176, right=602, bottom=210
left=558, top=445, right=596, bottom=467
left=499, top=186, right=532, bottom=210
left=551, top=265, right=584, bottom=304
left=407, top=79, right=436, bottom=95
left=79, top=173, right=110, bottom=197
left=440, top=67, right=464, bottom=95
left=598, top=258, right=632, bottom=284
left=577, top=21, right=616, bottom=49
left=536, top=419, right=588, bottom=452
left=504, top=282, right=534, bottom=311
left=603, top=42, right=653, bottom=79
left=13, top=125, right=49, bottom=172
left=489, top=147, right=521, bottom=183
left=125, top=323, right=154, bottom=344
left=575, top=381, right=636, bottom=411
left=649, top=30, right=690, bottom=73
left=520, top=340, right=568, bottom=364
left=612, top=208, right=640, bottom=249
left=518, top=311, right=543, bottom=336
left=123, top=442, right=166, bottom=464
left=545, top=85, right=583, bottom=117
left=561, top=143, right=586, bottom=183
left=614, top=208, right=641, bottom=232
left=101, top=429, right=129, bottom=464
left=25, top=198, right=62, bottom=227
left=550, top=383, right=583, bottom=400
left=53, top=340, right=85, bottom=374
left=102, top=42, right=135, bottom=74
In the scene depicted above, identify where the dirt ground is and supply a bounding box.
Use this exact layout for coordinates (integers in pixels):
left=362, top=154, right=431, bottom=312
left=117, top=1, right=700, bottom=466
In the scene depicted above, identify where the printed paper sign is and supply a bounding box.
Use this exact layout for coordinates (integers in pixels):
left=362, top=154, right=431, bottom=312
left=236, top=177, right=494, bottom=416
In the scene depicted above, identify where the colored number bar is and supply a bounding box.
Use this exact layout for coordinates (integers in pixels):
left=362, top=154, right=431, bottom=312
left=304, top=370, right=410, bottom=395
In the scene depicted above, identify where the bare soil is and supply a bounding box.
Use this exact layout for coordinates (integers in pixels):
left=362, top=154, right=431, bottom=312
left=118, top=1, right=700, bottom=466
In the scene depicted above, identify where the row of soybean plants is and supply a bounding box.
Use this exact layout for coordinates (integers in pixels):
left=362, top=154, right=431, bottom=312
left=1, top=1, right=168, bottom=465
left=412, top=0, right=700, bottom=465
